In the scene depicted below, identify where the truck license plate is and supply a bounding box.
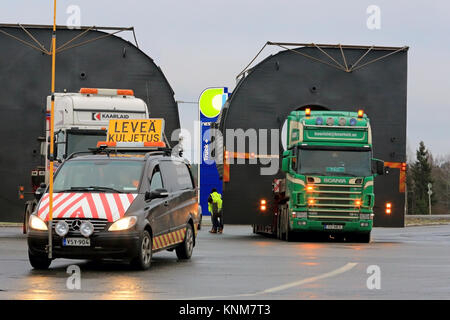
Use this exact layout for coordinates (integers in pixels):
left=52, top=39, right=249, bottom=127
left=63, top=238, right=91, bottom=246
left=324, top=224, right=343, bottom=230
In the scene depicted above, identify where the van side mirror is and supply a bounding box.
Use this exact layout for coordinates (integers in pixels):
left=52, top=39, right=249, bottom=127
left=372, top=159, right=385, bottom=176
left=145, top=188, right=169, bottom=201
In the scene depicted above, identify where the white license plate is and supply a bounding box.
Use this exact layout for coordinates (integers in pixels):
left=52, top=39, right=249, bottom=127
left=63, top=238, right=91, bottom=247
left=324, top=224, right=343, bottom=230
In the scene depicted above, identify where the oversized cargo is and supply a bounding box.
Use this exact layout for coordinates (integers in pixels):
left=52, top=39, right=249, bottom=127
left=0, top=24, right=180, bottom=222
left=215, top=42, right=408, bottom=227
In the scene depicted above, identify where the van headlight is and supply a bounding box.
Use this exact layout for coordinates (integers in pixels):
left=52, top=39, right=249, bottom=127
left=109, top=216, right=137, bottom=231
left=29, top=215, right=48, bottom=231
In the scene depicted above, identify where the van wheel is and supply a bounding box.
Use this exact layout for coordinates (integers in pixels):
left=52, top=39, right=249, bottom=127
left=176, top=224, right=194, bottom=260
left=28, top=250, right=51, bottom=270
left=23, top=202, right=34, bottom=234
left=130, top=230, right=152, bottom=270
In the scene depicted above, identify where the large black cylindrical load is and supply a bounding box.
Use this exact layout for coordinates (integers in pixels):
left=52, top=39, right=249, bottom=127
left=217, top=43, right=408, bottom=227
left=0, top=24, right=180, bottom=222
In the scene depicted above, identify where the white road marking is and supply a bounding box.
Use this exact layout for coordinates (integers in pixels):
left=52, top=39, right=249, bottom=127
left=182, top=262, right=358, bottom=300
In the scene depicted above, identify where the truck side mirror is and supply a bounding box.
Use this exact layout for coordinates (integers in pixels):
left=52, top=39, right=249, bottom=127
left=372, top=159, right=384, bottom=175
left=46, top=139, right=58, bottom=161
left=34, top=183, right=47, bottom=200
left=281, top=150, right=291, bottom=173
left=282, top=157, right=289, bottom=173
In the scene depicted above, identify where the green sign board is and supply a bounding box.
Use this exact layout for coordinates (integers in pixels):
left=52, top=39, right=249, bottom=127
left=304, top=129, right=367, bottom=142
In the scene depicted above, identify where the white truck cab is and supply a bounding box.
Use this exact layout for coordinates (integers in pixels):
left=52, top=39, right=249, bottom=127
left=46, top=88, right=150, bottom=173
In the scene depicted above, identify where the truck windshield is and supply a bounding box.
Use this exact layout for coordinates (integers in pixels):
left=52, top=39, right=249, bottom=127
left=66, top=132, right=106, bottom=156
left=297, top=149, right=371, bottom=177
left=53, top=160, right=144, bottom=193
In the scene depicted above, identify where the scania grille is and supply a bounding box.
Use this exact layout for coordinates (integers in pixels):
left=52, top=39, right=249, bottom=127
left=308, top=183, right=362, bottom=219
left=52, top=218, right=108, bottom=233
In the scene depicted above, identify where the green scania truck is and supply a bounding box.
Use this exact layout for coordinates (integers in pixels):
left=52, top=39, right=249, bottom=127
left=259, top=109, right=385, bottom=243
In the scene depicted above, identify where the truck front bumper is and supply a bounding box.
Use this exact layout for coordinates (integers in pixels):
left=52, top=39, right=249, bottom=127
left=291, top=218, right=372, bottom=233
left=27, top=230, right=140, bottom=260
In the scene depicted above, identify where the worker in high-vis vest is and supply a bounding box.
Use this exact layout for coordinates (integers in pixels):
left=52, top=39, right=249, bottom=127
left=208, top=188, right=223, bottom=234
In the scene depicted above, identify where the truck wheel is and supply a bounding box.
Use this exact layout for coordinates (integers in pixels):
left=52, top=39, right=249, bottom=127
left=176, top=224, right=194, bottom=260
left=130, top=230, right=152, bottom=270
left=284, top=209, right=294, bottom=242
left=357, top=232, right=371, bottom=243
left=349, top=232, right=371, bottom=243
left=28, top=250, right=51, bottom=270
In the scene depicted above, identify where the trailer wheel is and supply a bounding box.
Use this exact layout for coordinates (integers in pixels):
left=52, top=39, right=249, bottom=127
left=276, top=213, right=282, bottom=239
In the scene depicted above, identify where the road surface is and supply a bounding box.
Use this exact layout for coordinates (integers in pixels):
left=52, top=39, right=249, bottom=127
left=0, top=225, right=449, bottom=299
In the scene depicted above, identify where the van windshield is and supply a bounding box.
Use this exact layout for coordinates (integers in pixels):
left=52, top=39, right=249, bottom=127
left=53, top=160, right=144, bottom=193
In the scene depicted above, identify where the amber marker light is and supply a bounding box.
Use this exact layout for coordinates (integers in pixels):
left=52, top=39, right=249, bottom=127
left=260, top=199, right=267, bottom=211
left=357, top=109, right=364, bottom=118
left=306, top=185, right=314, bottom=192
left=385, top=202, right=392, bottom=214
left=305, top=108, right=311, bottom=116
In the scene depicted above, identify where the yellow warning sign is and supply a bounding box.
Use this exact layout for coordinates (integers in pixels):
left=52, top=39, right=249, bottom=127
left=107, top=119, right=164, bottom=143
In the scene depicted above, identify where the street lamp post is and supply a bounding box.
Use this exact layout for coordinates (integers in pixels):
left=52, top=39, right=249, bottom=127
left=427, top=183, right=433, bottom=215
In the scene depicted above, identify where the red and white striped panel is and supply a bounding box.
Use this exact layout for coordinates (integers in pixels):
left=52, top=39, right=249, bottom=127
left=37, top=193, right=137, bottom=222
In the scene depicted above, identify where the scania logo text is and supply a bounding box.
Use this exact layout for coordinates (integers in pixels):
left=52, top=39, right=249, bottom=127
left=323, top=178, right=346, bottom=183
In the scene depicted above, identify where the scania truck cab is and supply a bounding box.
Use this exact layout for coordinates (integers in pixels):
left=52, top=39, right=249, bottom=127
left=274, top=109, right=384, bottom=242
left=22, top=88, right=150, bottom=232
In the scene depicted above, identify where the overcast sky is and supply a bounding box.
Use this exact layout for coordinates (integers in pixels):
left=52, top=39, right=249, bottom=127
left=3, top=0, right=450, bottom=160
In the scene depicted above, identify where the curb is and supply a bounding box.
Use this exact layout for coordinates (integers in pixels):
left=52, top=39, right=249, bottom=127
left=0, top=223, right=22, bottom=227
left=405, top=214, right=450, bottom=226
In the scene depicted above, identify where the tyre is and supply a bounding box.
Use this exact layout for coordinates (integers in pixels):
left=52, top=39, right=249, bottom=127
left=23, top=202, right=35, bottom=234
left=130, top=230, right=152, bottom=270
left=284, top=208, right=294, bottom=242
left=348, top=232, right=371, bottom=243
left=176, top=224, right=194, bottom=260
left=28, top=250, right=51, bottom=270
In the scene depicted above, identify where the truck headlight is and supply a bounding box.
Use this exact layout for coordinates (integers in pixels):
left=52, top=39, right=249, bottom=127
left=55, top=220, right=69, bottom=237
left=294, top=212, right=307, bottom=218
left=29, top=215, right=48, bottom=231
left=360, top=214, right=370, bottom=220
left=109, top=216, right=137, bottom=231
left=80, top=221, right=94, bottom=237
